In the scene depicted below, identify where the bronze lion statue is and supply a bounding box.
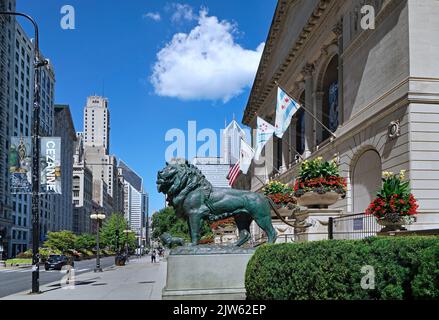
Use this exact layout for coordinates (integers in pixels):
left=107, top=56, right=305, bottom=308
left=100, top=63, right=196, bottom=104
left=157, top=160, right=277, bottom=246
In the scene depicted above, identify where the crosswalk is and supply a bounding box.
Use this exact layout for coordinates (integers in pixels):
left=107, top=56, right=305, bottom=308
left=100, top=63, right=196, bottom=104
left=0, top=268, right=90, bottom=274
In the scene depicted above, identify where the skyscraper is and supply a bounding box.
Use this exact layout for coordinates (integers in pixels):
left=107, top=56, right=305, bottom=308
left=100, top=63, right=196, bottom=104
left=54, top=105, right=76, bottom=232
left=83, top=96, right=110, bottom=153
left=82, top=96, right=121, bottom=217
left=118, top=160, right=147, bottom=240
left=0, top=7, right=56, bottom=256
left=72, top=133, right=93, bottom=234
left=221, top=119, right=246, bottom=165
left=0, top=0, right=16, bottom=259
left=192, top=119, right=248, bottom=189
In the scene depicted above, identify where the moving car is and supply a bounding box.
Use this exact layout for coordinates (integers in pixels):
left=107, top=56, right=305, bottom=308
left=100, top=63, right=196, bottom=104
left=44, top=255, right=74, bottom=271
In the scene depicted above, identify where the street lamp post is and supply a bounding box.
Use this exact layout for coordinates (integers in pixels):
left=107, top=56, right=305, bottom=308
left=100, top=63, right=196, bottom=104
left=115, top=228, right=120, bottom=255
left=90, top=213, right=106, bottom=272
left=0, top=11, right=48, bottom=294
left=0, top=235, right=4, bottom=261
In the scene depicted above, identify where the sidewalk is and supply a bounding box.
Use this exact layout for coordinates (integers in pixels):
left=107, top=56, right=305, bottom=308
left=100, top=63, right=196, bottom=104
left=1, top=255, right=167, bottom=300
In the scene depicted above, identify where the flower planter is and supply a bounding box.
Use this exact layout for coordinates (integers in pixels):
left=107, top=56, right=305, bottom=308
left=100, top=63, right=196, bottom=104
left=270, top=202, right=298, bottom=216
left=296, top=191, right=340, bottom=209
left=377, top=217, right=408, bottom=232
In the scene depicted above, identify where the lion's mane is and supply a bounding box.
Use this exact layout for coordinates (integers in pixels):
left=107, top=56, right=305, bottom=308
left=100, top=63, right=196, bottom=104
left=163, top=163, right=212, bottom=216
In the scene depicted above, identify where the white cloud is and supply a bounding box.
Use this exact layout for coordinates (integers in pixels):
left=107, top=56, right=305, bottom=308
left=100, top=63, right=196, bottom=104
left=169, top=3, right=196, bottom=23
left=143, top=12, right=161, bottom=22
left=150, top=9, right=264, bottom=102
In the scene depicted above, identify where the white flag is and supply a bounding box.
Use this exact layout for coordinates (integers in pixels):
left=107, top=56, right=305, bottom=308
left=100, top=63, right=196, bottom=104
left=274, top=87, right=301, bottom=138
left=240, top=139, right=254, bottom=175
left=255, top=117, right=275, bottom=161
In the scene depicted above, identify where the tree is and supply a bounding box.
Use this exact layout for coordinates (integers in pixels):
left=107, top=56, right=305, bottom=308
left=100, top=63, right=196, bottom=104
left=44, top=231, right=77, bottom=253
left=74, top=233, right=95, bottom=251
left=152, top=207, right=213, bottom=241
left=99, top=213, right=136, bottom=251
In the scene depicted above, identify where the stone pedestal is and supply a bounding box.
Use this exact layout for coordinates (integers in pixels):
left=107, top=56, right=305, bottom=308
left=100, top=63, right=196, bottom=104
left=272, top=219, right=295, bottom=243
left=162, top=245, right=255, bottom=300
left=294, top=209, right=343, bottom=242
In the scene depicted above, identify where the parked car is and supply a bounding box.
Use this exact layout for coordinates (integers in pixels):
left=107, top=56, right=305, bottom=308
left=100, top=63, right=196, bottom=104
left=44, top=255, right=74, bottom=271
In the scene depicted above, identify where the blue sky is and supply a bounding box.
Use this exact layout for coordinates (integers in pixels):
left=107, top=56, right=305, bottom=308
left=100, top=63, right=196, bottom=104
left=16, top=0, right=277, bottom=214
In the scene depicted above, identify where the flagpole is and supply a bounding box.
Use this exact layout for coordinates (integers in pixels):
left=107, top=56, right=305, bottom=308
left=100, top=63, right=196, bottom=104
left=275, top=81, right=337, bottom=139
left=281, top=138, right=304, bottom=161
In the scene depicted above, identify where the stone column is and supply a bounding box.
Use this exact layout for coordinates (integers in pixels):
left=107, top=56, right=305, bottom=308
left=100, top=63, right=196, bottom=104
left=251, top=122, right=265, bottom=191
left=303, top=64, right=315, bottom=158
left=290, top=118, right=297, bottom=165
left=313, top=91, right=324, bottom=147
left=333, top=20, right=344, bottom=127
left=281, top=126, right=290, bottom=172
left=265, top=135, right=274, bottom=177
left=265, top=114, right=275, bottom=178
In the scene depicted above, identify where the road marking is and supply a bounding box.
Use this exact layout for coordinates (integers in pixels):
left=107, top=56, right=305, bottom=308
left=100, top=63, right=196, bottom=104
left=76, top=268, right=89, bottom=272
left=0, top=270, right=18, bottom=273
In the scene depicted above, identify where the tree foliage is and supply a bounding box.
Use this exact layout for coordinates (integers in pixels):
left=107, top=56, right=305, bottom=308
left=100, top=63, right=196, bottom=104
left=43, top=230, right=77, bottom=253
left=99, top=213, right=137, bottom=251
left=152, top=207, right=213, bottom=241
left=74, top=233, right=96, bottom=251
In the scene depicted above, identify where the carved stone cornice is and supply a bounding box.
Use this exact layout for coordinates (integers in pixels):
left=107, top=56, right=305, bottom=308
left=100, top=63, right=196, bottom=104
left=243, top=0, right=334, bottom=126
left=332, top=20, right=343, bottom=37
left=301, top=63, right=315, bottom=78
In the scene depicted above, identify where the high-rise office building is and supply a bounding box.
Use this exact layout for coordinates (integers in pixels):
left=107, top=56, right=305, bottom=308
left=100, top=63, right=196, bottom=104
left=0, top=0, right=16, bottom=259
left=221, top=119, right=246, bottom=165
left=83, top=96, right=110, bottom=153
left=118, top=160, right=147, bottom=240
left=54, top=105, right=75, bottom=232
left=1, top=11, right=56, bottom=256
left=192, top=119, right=248, bottom=189
left=72, top=133, right=93, bottom=234
left=82, top=96, right=121, bottom=216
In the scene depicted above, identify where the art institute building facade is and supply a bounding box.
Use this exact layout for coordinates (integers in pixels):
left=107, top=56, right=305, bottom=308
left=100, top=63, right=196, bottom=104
left=243, top=0, right=439, bottom=231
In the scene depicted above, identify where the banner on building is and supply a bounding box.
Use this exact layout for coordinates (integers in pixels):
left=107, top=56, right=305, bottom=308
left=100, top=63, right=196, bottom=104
left=9, top=137, right=33, bottom=194
left=40, top=137, right=62, bottom=194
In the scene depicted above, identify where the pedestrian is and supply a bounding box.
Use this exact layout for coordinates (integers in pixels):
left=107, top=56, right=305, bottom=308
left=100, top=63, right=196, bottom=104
left=151, top=249, right=156, bottom=263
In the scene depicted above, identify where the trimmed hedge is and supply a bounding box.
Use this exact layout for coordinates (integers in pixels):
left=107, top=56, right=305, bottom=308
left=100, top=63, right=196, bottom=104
left=245, top=236, right=439, bottom=300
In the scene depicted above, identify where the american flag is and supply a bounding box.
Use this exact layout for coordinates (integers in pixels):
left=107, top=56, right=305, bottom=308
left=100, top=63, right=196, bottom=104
left=227, top=162, right=241, bottom=187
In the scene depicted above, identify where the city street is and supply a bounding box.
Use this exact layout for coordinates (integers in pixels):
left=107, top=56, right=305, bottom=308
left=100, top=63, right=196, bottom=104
left=1, top=255, right=166, bottom=300
left=0, top=256, right=115, bottom=298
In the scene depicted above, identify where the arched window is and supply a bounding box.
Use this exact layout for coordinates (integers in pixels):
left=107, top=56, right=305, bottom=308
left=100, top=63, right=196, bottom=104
left=321, top=55, right=339, bottom=142
left=296, top=91, right=306, bottom=155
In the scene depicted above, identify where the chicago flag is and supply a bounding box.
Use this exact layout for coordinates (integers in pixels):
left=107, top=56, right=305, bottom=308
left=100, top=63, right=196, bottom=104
left=274, top=87, right=301, bottom=138
left=255, top=117, right=275, bottom=161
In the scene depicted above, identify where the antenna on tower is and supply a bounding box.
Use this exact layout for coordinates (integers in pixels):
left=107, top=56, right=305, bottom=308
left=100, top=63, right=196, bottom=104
left=102, top=79, right=105, bottom=97
left=224, top=117, right=227, bottom=129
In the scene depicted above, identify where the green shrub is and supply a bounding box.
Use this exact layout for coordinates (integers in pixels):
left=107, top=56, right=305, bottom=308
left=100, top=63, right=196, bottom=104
left=6, top=258, right=32, bottom=265
left=78, top=249, right=94, bottom=257
left=411, top=242, right=439, bottom=299
left=245, top=236, right=439, bottom=300
left=16, top=249, right=33, bottom=259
